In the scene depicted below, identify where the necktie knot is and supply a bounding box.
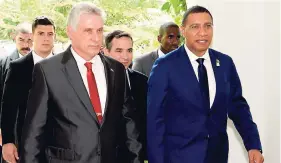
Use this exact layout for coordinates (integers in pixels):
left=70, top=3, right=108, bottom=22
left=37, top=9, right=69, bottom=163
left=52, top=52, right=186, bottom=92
left=196, top=58, right=205, bottom=65
left=84, top=62, right=93, bottom=71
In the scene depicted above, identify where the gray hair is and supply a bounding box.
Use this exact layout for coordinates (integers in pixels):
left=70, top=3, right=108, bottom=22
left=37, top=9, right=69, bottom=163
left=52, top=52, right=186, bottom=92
left=67, top=2, right=104, bottom=30
left=15, top=22, right=32, bottom=35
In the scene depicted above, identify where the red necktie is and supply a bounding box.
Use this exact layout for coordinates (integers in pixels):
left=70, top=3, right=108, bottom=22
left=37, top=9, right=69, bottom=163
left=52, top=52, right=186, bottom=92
left=84, top=62, right=103, bottom=123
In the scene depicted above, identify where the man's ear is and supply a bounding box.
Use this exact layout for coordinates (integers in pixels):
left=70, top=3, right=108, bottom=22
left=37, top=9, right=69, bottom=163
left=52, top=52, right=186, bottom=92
left=66, top=26, right=72, bottom=40
left=180, top=26, right=185, bottom=34
left=103, top=48, right=110, bottom=56
left=157, top=35, right=162, bottom=43
left=10, top=33, right=16, bottom=41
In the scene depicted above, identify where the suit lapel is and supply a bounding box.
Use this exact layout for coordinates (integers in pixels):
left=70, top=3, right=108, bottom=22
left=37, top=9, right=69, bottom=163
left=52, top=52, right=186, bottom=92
left=127, top=68, right=134, bottom=90
left=209, top=50, right=224, bottom=110
left=25, top=52, right=34, bottom=72
left=10, top=50, right=19, bottom=61
left=151, top=50, right=159, bottom=63
left=23, top=53, right=35, bottom=89
left=177, top=46, right=205, bottom=112
left=99, top=54, right=115, bottom=126
left=61, top=48, right=99, bottom=123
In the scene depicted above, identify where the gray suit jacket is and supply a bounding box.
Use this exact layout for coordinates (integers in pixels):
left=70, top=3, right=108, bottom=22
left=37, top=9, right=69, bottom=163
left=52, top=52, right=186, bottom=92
left=132, top=50, right=158, bottom=77
left=20, top=46, right=142, bottom=163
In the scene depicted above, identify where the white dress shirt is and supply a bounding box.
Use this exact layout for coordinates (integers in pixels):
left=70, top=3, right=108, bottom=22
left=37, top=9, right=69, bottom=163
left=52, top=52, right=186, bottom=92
left=71, top=48, right=107, bottom=115
left=126, top=69, right=131, bottom=89
left=18, top=52, right=24, bottom=58
left=184, top=44, right=216, bottom=108
left=157, top=49, right=165, bottom=58
left=32, top=51, right=53, bottom=65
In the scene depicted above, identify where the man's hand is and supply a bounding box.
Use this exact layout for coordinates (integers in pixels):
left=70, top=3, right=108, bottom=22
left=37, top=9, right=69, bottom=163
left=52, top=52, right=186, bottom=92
left=2, top=143, right=19, bottom=163
left=0, top=129, right=2, bottom=146
left=248, top=149, right=264, bottom=163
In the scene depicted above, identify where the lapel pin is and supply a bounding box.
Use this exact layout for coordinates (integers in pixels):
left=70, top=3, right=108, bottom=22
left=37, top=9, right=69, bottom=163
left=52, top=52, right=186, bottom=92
left=216, top=59, right=220, bottom=67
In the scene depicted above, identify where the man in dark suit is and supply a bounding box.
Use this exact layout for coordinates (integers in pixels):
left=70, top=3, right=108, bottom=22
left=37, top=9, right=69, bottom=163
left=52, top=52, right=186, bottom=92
left=147, top=6, right=264, bottom=163
left=1, top=16, right=55, bottom=163
left=0, top=22, right=32, bottom=160
left=132, top=22, right=180, bottom=77
left=20, top=3, right=142, bottom=163
left=104, top=30, right=148, bottom=160
left=0, top=22, right=33, bottom=118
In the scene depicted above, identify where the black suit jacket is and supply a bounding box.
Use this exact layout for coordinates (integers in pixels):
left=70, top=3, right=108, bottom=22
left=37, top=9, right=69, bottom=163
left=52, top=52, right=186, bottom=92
left=127, top=69, right=148, bottom=160
left=0, top=50, right=20, bottom=114
left=20, top=47, right=142, bottom=163
left=1, top=52, right=34, bottom=146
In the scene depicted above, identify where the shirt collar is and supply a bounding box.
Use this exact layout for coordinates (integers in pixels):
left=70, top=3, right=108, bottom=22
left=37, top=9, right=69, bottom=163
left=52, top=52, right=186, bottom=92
left=157, top=49, right=165, bottom=58
left=18, top=52, right=24, bottom=58
left=184, top=44, right=210, bottom=62
left=32, top=51, right=53, bottom=65
left=71, top=47, right=101, bottom=66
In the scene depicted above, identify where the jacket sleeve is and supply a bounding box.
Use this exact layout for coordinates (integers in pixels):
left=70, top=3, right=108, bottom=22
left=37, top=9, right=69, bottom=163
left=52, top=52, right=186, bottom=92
left=122, top=68, right=143, bottom=163
left=147, top=58, right=168, bottom=163
left=227, top=58, right=262, bottom=152
left=1, top=62, right=22, bottom=144
left=20, top=63, right=49, bottom=163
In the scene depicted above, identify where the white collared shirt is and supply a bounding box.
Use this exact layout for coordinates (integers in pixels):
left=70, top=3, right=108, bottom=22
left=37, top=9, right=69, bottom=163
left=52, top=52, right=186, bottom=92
left=184, top=44, right=216, bottom=108
left=32, top=51, right=53, bottom=65
left=126, top=69, right=131, bottom=89
left=71, top=47, right=107, bottom=115
left=157, top=49, right=165, bottom=58
left=18, top=52, right=24, bottom=58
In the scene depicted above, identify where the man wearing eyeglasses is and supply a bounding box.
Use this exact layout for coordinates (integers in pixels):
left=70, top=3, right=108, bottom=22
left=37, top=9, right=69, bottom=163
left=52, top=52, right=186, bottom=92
left=1, top=16, right=55, bottom=163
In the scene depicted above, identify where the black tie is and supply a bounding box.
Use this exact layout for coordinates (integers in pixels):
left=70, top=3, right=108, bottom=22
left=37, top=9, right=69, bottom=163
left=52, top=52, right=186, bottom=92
left=196, top=58, right=210, bottom=108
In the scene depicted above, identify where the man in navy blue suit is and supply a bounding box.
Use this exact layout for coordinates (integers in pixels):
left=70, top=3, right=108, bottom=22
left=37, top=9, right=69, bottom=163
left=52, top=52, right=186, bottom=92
left=147, top=5, right=264, bottom=163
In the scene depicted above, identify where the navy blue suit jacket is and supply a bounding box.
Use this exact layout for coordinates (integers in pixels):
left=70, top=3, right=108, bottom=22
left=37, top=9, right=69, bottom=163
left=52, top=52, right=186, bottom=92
left=147, top=46, right=262, bottom=163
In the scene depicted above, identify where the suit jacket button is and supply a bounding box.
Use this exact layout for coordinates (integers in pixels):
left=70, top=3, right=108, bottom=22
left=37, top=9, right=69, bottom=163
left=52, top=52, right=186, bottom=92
left=97, top=150, right=101, bottom=156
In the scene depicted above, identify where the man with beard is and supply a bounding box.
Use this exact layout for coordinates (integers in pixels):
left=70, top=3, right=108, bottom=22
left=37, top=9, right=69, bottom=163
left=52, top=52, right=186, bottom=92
left=132, top=22, right=180, bottom=77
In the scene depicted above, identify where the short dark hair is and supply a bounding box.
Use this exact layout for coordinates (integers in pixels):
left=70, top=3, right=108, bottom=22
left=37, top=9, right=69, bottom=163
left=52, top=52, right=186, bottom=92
left=181, top=5, right=213, bottom=26
left=159, top=22, right=179, bottom=36
left=105, top=30, right=133, bottom=50
left=32, top=16, right=56, bottom=33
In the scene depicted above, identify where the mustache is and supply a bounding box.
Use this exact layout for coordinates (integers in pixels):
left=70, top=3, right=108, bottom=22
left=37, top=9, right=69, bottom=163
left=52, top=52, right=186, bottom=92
left=21, top=47, right=31, bottom=51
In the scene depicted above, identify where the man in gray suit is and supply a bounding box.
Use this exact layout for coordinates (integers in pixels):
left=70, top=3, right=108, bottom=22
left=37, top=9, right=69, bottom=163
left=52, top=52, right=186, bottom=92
left=0, top=22, right=33, bottom=102
left=132, top=22, right=180, bottom=77
left=20, top=3, right=142, bottom=163
left=0, top=22, right=32, bottom=146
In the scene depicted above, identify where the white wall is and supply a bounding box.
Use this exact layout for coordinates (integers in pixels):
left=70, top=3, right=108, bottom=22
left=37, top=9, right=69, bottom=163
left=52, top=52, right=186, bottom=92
left=185, top=0, right=280, bottom=162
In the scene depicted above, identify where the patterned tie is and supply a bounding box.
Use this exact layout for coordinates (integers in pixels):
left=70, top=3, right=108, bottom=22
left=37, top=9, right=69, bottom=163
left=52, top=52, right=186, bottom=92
left=196, top=58, right=210, bottom=108
left=84, top=62, right=103, bottom=123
